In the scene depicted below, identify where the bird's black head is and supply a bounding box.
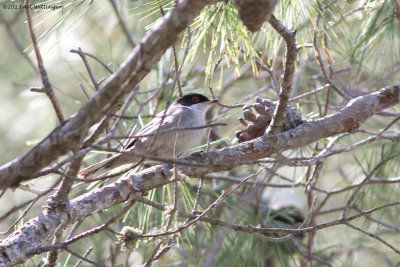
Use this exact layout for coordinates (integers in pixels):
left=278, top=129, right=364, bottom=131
left=175, top=93, right=216, bottom=106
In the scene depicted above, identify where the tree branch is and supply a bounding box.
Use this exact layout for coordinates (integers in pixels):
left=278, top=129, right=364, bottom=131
left=0, top=178, right=141, bottom=265
left=266, top=15, right=297, bottom=135
left=0, top=0, right=220, bottom=190
left=25, top=0, right=65, bottom=124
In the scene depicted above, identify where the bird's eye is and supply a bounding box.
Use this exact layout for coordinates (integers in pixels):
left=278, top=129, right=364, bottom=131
left=192, top=96, right=200, bottom=103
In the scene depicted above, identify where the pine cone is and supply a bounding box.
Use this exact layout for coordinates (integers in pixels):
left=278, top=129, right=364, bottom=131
left=236, top=97, right=303, bottom=142
left=233, top=0, right=279, bottom=32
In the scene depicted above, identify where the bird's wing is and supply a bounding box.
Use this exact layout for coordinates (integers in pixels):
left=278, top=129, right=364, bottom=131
left=125, top=108, right=180, bottom=149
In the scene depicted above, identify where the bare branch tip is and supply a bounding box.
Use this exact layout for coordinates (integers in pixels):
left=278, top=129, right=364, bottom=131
left=30, top=87, right=44, bottom=93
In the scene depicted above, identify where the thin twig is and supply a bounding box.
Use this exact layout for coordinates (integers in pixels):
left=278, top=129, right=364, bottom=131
left=140, top=169, right=265, bottom=239
left=141, top=240, right=164, bottom=267
left=207, top=53, right=223, bottom=100
left=24, top=0, right=64, bottom=124
left=44, top=231, right=63, bottom=267
left=139, top=197, right=400, bottom=236
left=345, top=222, right=400, bottom=254
left=289, top=84, right=330, bottom=102
left=354, top=205, right=400, bottom=232
left=0, top=10, right=37, bottom=71
left=343, top=154, right=400, bottom=219
left=77, top=51, right=114, bottom=74
left=73, top=246, right=93, bottom=267
left=70, top=48, right=101, bottom=91
left=0, top=178, right=62, bottom=232
left=159, top=2, right=183, bottom=97
left=109, top=0, right=137, bottom=47
left=313, top=10, right=351, bottom=100
left=65, top=247, right=107, bottom=267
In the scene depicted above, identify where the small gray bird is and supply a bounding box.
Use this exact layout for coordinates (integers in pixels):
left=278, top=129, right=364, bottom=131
left=78, top=93, right=218, bottom=179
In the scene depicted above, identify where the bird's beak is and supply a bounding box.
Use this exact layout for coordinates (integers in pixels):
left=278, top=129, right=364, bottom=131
left=209, top=99, right=219, bottom=104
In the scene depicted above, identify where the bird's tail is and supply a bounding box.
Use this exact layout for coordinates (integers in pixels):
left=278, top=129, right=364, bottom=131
left=78, top=155, right=130, bottom=179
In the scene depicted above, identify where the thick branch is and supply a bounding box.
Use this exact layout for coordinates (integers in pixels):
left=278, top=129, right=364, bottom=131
left=0, top=83, right=398, bottom=265
left=0, top=0, right=219, bottom=190
left=0, top=177, right=139, bottom=266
